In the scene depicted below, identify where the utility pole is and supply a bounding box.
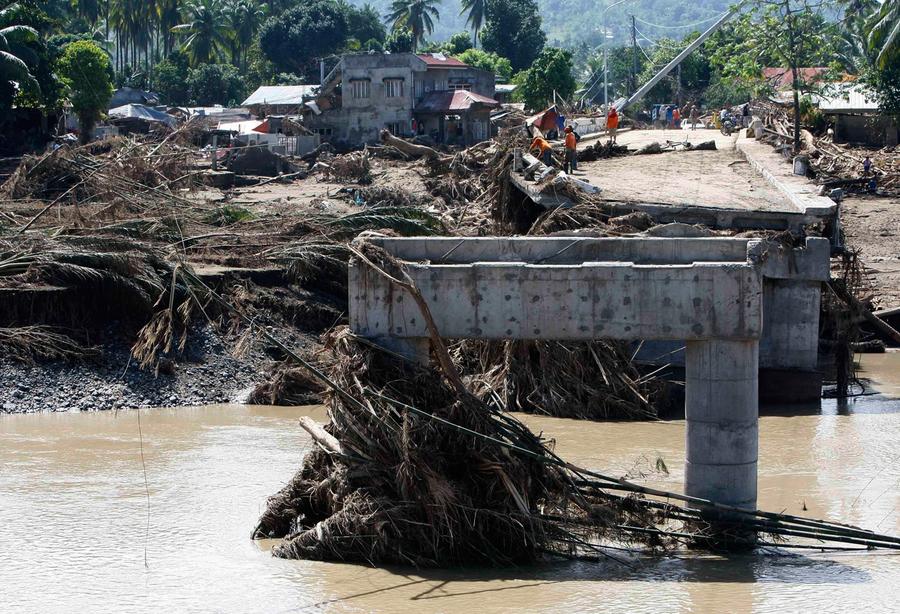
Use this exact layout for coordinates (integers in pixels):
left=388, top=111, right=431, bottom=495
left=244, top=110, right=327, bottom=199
left=630, top=14, right=638, bottom=95
left=676, top=63, right=682, bottom=107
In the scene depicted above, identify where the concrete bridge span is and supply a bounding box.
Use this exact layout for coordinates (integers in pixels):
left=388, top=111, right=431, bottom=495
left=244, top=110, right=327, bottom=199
left=348, top=236, right=830, bottom=511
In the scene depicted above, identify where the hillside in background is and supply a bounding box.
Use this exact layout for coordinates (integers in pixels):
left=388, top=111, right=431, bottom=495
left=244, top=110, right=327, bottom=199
left=352, top=0, right=736, bottom=48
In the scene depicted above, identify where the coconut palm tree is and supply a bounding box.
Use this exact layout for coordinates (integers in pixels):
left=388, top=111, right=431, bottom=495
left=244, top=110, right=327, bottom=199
left=0, top=4, right=39, bottom=110
left=459, top=0, right=484, bottom=47
left=386, top=0, right=440, bottom=52
left=172, top=0, right=230, bottom=65
left=227, top=0, right=266, bottom=70
left=866, top=0, right=900, bottom=67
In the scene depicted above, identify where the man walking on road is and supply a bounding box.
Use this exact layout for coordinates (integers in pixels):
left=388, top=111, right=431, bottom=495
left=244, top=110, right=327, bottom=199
left=564, top=126, right=578, bottom=174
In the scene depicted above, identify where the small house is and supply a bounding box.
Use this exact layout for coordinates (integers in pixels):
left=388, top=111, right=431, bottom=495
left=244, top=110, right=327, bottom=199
left=815, top=83, right=898, bottom=147
left=301, top=52, right=498, bottom=146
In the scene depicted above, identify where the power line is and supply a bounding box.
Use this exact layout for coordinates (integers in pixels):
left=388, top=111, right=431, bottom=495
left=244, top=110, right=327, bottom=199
left=634, top=12, right=728, bottom=31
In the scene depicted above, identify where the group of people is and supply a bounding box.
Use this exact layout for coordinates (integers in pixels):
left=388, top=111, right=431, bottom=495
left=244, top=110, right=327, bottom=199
left=651, top=103, right=702, bottom=130
left=528, top=105, right=621, bottom=175
left=529, top=125, right=580, bottom=174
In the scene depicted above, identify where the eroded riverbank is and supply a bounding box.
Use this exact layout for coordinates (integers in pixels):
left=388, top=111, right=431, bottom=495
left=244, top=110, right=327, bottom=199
left=1, top=399, right=898, bottom=613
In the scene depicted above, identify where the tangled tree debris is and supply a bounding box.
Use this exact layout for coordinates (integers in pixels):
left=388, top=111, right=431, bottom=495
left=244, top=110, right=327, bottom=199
left=240, top=244, right=900, bottom=564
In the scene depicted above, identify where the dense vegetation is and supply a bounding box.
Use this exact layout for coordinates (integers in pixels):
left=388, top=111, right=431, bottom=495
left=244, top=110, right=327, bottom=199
left=1, top=0, right=898, bottom=149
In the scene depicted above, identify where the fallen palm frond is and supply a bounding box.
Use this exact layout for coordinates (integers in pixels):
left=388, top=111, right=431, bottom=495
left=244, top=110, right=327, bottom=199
left=0, top=325, right=99, bottom=363
left=318, top=206, right=446, bottom=237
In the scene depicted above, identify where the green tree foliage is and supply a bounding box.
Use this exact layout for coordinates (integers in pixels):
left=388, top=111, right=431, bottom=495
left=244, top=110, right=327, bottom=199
left=385, top=25, right=414, bottom=52
left=227, top=0, right=267, bottom=70
left=187, top=61, right=246, bottom=104
left=0, top=2, right=58, bottom=112
left=345, top=2, right=386, bottom=45
left=866, top=0, right=899, bottom=67
left=709, top=0, right=842, bottom=152
left=455, top=47, right=511, bottom=80
left=173, top=0, right=231, bottom=65
left=480, top=0, right=545, bottom=72
left=516, top=46, right=574, bottom=110
left=57, top=39, right=113, bottom=142
left=444, top=30, right=472, bottom=54
left=151, top=50, right=190, bottom=105
left=459, top=0, right=484, bottom=46
left=385, top=0, right=441, bottom=51
left=259, top=0, right=348, bottom=76
left=635, top=34, right=712, bottom=106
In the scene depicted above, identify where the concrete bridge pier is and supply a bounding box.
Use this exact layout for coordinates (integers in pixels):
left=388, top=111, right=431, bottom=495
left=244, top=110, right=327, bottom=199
left=685, top=339, right=759, bottom=511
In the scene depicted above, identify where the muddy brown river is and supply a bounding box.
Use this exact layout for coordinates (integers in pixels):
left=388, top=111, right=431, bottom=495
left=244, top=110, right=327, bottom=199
left=2, top=354, right=899, bottom=613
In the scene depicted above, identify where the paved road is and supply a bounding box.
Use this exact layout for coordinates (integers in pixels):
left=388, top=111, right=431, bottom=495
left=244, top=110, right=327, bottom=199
left=574, top=128, right=798, bottom=212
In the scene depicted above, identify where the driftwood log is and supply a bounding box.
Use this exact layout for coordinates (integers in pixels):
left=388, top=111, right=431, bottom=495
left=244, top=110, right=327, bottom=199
left=379, top=129, right=450, bottom=161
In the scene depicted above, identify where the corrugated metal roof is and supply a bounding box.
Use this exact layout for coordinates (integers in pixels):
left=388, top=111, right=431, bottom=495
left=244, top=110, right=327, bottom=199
left=815, top=83, right=880, bottom=113
left=108, top=104, right=176, bottom=127
left=414, top=90, right=499, bottom=113
left=241, top=85, right=318, bottom=106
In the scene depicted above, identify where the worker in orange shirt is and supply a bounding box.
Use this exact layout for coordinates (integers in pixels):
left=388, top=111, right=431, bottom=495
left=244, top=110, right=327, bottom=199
left=564, top=126, right=578, bottom=174
left=606, top=106, right=619, bottom=143
left=530, top=135, right=553, bottom=166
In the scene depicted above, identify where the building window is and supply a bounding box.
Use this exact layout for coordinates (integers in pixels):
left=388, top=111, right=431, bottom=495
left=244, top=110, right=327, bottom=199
left=313, top=128, right=332, bottom=137
left=384, top=78, right=404, bottom=98
left=386, top=122, right=405, bottom=136
left=448, top=81, right=472, bottom=91
left=415, top=80, right=424, bottom=99
left=350, top=79, right=370, bottom=99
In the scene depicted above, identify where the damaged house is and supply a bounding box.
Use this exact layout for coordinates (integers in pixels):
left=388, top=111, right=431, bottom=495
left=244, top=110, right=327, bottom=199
left=303, top=52, right=498, bottom=147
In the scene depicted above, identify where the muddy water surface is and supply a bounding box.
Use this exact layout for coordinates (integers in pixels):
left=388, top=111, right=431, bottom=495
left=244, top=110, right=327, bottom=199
left=2, top=360, right=899, bottom=613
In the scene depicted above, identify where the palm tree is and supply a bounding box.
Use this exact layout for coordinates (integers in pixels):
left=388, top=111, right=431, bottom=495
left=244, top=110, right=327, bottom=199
left=157, top=0, right=183, bottom=57
left=172, top=0, right=230, bottom=65
left=459, top=0, right=484, bottom=47
left=74, top=0, right=102, bottom=27
left=0, top=4, right=40, bottom=109
left=866, top=0, right=900, bottom=67
left=227, top=0, right=266, bottom=70
left=386, top=0, right=440, bottom=52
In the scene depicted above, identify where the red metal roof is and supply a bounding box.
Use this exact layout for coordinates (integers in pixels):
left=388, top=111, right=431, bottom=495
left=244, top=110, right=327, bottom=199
left=417, top=53, right=469, bottom=68
left=762, top=67, right=829, bottom=90
left=415, top=90, right=500, bottom=113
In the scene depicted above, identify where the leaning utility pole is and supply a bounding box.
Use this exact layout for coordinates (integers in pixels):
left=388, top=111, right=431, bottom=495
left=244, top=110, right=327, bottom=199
left=631, top=15, right=638, bottom=94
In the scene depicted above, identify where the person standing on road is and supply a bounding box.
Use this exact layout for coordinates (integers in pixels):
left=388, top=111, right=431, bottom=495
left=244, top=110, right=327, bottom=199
left=689, top=105, right=699, bottom=130
left=665, top=105, right=674, bottom=129
left=606, top=105, right=619, bottom=143
left=530, top=135, right=554, bottom=166
left=673, top=106, right=681, bottom=128
left=564, top=126, right=578, bottom=174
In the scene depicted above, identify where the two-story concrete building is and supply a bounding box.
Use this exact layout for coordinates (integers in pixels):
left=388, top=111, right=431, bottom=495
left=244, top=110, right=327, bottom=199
left=303, top=52, right=498, bottom=147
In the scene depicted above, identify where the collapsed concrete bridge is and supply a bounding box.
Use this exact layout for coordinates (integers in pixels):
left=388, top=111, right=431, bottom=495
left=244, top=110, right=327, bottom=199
left=348, top=236, right=830, bottom=511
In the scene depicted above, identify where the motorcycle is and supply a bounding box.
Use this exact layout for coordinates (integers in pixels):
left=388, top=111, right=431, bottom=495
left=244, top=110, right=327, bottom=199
left=720, top=113, right=737, bottom=135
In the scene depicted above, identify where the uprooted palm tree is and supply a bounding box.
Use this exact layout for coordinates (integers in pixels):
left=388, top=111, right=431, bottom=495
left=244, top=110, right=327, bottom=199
left=386, top=0, right=440, bottom=51
left=0, top=3, right=40, bottom=112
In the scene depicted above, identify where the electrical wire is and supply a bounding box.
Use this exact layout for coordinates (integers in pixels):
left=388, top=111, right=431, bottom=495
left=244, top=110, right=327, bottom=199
left=634, top=12, right=727, bottom=30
